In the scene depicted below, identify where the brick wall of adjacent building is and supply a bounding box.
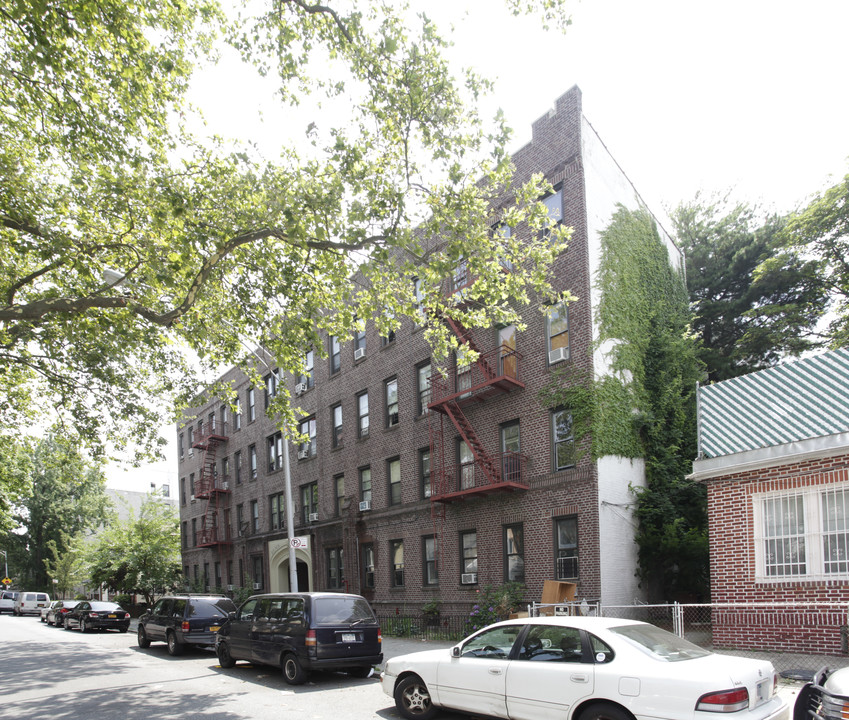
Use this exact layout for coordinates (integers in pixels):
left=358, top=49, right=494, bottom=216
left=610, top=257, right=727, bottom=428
left=178, top=87, right=666, bottom=615
left=706, top=452, right=849, bottom=654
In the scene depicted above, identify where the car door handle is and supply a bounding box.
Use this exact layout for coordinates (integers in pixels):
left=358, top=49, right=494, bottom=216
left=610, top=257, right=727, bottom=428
left=571, top=674, right=590, bottom=683
left=489, top=668, right=503, bottom=676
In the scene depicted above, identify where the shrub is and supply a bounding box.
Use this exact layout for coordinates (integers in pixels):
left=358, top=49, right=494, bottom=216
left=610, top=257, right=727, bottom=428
left=465, top=582, right=525, bottom=634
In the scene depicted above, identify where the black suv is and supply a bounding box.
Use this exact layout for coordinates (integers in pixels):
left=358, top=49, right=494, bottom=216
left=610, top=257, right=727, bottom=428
left=216, top=592, right=383, bottom=684
left=137, top=594, right=237, bottom=655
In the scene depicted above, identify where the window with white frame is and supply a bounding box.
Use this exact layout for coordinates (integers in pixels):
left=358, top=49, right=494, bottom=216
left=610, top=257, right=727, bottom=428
left=332, top=403, right=343, bottom=448
left=552, top=408, right=575, bottom=471
left=385, top=378, right=399, bottom=427
left=354, top=323, right=366, bottom=358
left=546, top=303, right=570, bottom=364
left=360, top=466, right=372, bottom=503
left=541, top=188, right=563, bottom=242
left=417, top=362, right=431, bottom=415
left=357, top=391, right=369, bottom=437
left=267, top=431, right=283, bottom=472
left=247, top=387, right=256, bottom=422
left=422, top=535, right=438, bottom=586
left=299, top=350, right=314, bottom=390
left=248, top=445, right=257, bottom=480
left=460, top=530, right=478, bottom=583
left=329, top=335, right=341, bottom=375
left=298, top=417, right=316, bottom=458
left=754, top=485, right=849, bottom=581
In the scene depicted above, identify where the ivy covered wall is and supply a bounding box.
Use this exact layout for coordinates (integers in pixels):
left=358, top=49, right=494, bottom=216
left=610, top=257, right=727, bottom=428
left=541, top=206, right=708, bottom=601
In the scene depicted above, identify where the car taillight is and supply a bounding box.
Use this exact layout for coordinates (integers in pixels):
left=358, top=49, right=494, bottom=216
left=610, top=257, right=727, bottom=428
left=378, top=630, right=382, bottom=645
left=124, top=613, right=130, bottom=619
left=305, top=630, right=316, bottom=647
left=89, top=612, right=99, bottom=618
left=182, top=621, right=190, bottom=632
left=696, top=688, right=749, bottom=712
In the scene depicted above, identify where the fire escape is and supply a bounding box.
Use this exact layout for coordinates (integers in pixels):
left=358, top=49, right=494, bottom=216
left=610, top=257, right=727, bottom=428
left=193, top=418, right=231, bottom=570
left=428, top=266, right=529, bottom=508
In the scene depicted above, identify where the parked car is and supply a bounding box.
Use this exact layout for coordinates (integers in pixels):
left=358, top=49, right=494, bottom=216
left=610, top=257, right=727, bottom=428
left=0, top=590, right=18, bottom=613
left=216, top=592, right=383, bottom=685
left=381, top=616, right=790, bottom=720
left=13, top=591, right=50, bottom=616
left=46, top=600, right=80, bottom=626
left=794, top=667, right=848, bottom=720
left=40, top=600, right=64, bottom=622
left=137, top=594, right=237, bottom=656
left=63, top=601, right=130, bottom=633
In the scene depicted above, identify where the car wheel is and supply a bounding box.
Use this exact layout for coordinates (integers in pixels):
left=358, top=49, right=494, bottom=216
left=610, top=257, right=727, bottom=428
left=80, top=618, right=87, bottom=633
left=137, top=625, right=151, bottom=648
left=217, top=641, right=236, bottom=669
left=64, top=618, right=72, bottom=630
left=395, top=675, right=437, bottom=720
left=166, top=631, right=184, bottom=656
left=40, top=615, right=46, bottom=623
left=281, top=653, right=307, bottom=685
left=578, top=702, right=634, bottom=720
left=348, top=666, right=373, bottom=678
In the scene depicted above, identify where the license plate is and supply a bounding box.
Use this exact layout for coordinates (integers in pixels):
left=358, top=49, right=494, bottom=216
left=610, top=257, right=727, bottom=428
left=209, top=626, right=220, bottom=632
left=755, top=678, right=771, bottom=704
left=108, top=614, right=117, bottom=618
left=341, top=633, right=357, bottom=643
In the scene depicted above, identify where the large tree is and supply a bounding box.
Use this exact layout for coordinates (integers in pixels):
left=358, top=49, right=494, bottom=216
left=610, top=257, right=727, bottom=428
left=0, top=0, right=572, bottom=473
left=5, top=436, right=111, bottom=590
left=672, top=194, right=825, bottom=382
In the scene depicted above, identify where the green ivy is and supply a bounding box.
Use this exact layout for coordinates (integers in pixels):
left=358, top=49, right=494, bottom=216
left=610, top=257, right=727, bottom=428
left=540, top=207, right=707, bottom=600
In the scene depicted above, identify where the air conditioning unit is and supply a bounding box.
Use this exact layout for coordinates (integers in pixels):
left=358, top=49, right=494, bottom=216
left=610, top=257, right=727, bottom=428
left=461, top=573, right=478, bottom=584
left=548, top=346, right=569, bottom=364
left=222, top=481, right=229, bottom=491
left=253, top=583, right=262, bottom=590
left=295, top=382, right=307, bottom=395
left=297, top=448, right=309, bottom=460
left=308, top=512, right=319, bottom=522
left=190, top=494, right=195, bottom=502
left=354, top=347, right=366, bottom=361
left=360, top=425, right=369, bottom=437
left=226, top=585, right=234, bottom=591
left=358, top=500, right=371, bottom=512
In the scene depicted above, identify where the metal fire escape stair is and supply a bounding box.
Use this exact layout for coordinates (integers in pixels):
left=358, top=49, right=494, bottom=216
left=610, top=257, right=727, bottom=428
left=193, top=423, right=230, bottom=549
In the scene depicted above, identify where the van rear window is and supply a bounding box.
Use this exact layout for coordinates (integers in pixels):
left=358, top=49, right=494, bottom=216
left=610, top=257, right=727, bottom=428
left=313, top=596, right=376, bottom=626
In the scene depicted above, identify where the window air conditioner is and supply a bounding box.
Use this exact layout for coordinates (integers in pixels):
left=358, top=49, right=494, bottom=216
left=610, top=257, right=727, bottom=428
left=461, top=573, right=478, bottom=584
left=190, top=494, right=195, bottom=502
left=308, top=512, right=319, bottom=522
left=354, top=347, right=366, bottom=361
left=297, top=448, right=309, bottom=460
left=222, top=481, right=229, bottom=491
left=295, top=382, right=307, bottom=395
left=253, top=583, right=262, bottom=590
left=358, top=500, right=371, bottom=512
left=360, top=425, right=369, bottom=437
left=226, top=585, right=234, bottom=591
left=548, top=346, right=569, bottom=364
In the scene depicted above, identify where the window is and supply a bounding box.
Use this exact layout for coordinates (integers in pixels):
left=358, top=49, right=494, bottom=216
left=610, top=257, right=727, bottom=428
left=191, top=518, right=197, bottom=547
left=354, top=323, right=367, bottom=359
left=187, top=425, right=194, bottom=455
left=236, top=504, right=244, bottom=536
left=420, top=448, right=431, bottom=499
left=459, top=440, right=474, bottom=490
left=298, top=350, right=315, bottom=390
left=460, top=530, right=478, bottom=583
left=270, top=492, right=285, bottom=530
left=546, top=303, right=570, bottom=364
left=362, top=544, right=375, bottom=589
left=460, top=624, right=521, bottom=656
left=267, top=431, right=283, bottom=472
left=755, top=491, right=817, bottom=580
left=220, top=404, right=228, bottom=432
left=452, top=257, right=470, bottom=293
left=248, top=444, right=258, bottom=480
left=494, top=223, right=513, bottom=271
left=360, top=466, right=372, bottom=503
left=298, top=417, right=316, bottom=458
left=390, top=540, right=404, bottom=587
left=518, top=624, right=584, bottom=663
left=247, top=387, right=256, bottom=422
left=332, top=403, right=343, bottom=448
left=498, top=325, right=518, bottom=378
left=327, top=547, right=344, bottom=589
left=381, top=311, right=396, bottom=346
left=181, top=521, right=188, bottom=548
left=357, top=391, right=369, bottom=437
left=552, top=408, right=575, bottom=471
left=234, top=397, right=242, bottom=431
left=385, top=378, right=399, bottom=427
left=252, top=555, right=264, bottom=589
left=456, top=345, right=472, bottom=398
left=301, top=482, right=318, bottom=524
left=189, top=472, right=195, bottom=499
left=180, top=477, right=186, bottom=506
left=417, top=362, right=431, bottom=416
left=423, top=535, right=438, bottom=586
left=504, top=523, right=524, bottom=582
left=334, top=474, right=345, bottom=516
left=179, top=433, right=184, bottom=459
left=221, top=456, right=230, bottom=486
left=251, top=499, right=259, bottom=533
left=203, top=562, right=210, bottom=588
left=501, top=421, right=521, bottom=484
left=541, top=188, right=563, bottom=241
left=265, top=371, right=278, bottom=408
left=215, top=562, right=222, bottom=590
left=555, top=516, right=579, bottom=579
left=413, top=277, right=426, bottom=324
left=234, top=450, right=242, bottom=485
left=388, top=457, right=401, bottom=506
left=329, top=335, right=341, bottom=375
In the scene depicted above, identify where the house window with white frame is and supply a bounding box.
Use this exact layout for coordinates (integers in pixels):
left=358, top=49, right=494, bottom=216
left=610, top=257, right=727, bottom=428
left=754, top=485, right=849, bottom=580
left=541, top=188, right=563, bottom=242
left=460, top=530, right=478, bottom=584
left=247, top=387, right=256, bottom=422
left=423, top=535, right=438, bottom=586
left=417, top=362, right=431, bottom=415
left=354, top=324, right=366, bottom=359
left=546, top=303, right=570, bottom=364
left=359, top=466, right=372, bottom=504
left=357, top=391, right=369, bottom=437
left=299, top=350, right=314, bottom=390
left=332, top=403, right=343, bottom=448
left=298, top=417, right=316, bottom=458
left=329, top=335, right=341, bottom=375
left=385, top=378, right=399, bottom=427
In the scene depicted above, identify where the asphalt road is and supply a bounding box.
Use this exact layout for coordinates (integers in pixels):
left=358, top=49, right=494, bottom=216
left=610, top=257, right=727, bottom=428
left=0, top=613, right=462, bottom=720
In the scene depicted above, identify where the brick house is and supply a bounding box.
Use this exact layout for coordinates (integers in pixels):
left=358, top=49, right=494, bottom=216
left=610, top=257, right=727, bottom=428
left=690, top=347, right=849, bottom=654
left=177, top=86, right=681, bottom=615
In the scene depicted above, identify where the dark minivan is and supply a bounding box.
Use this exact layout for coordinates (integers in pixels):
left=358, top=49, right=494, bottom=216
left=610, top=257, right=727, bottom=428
left=138, top=594, right=238, bottom=655
left=216, top=592, right=383, bottom=684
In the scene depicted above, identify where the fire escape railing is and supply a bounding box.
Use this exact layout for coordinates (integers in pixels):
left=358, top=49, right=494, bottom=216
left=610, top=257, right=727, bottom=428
left=191, top=422, right=231, bottom=548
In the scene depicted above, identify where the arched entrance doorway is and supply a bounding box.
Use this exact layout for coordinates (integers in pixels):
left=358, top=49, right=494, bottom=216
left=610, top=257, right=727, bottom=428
left=268, top=539, right=312, bottom=592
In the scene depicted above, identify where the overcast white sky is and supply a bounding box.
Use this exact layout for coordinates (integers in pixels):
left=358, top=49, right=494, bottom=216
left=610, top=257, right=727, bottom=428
left=107, top=0, right=849, bottom=492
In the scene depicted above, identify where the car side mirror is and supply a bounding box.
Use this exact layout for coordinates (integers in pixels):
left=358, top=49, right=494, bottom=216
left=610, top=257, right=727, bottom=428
left=451, top=646, right=461, bottom=658
left=228, top=611, right=236, bottom=620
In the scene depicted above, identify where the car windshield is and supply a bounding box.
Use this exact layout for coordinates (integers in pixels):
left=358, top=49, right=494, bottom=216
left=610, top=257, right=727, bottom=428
left=189, top=598, right=238, bottom=617
left=313, top=596, right=376, bottom=625
left=609, top=624, right=711, bottom=662
left=90, top=602, right=122, bottom=612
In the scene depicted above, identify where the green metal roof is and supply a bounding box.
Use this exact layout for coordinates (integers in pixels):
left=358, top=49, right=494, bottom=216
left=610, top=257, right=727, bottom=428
left=697, top=348, right=849, bottom=459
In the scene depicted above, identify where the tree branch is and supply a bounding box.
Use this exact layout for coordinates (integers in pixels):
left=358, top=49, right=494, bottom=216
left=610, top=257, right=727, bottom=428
left=285, top=0, right=353, bottom=42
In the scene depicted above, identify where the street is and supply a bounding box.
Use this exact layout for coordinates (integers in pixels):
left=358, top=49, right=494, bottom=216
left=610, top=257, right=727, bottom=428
left=0, top=614, right=461, bottom=720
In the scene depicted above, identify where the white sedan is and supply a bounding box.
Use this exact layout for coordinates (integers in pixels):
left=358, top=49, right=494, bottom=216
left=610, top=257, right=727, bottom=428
left=381, top=616, right=790, bottom=720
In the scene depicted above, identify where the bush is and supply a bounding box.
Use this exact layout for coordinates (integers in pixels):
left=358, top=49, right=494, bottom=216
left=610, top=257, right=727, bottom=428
left=465, top=582, right=525, bottom=634
left=113, top=594, right=132, bottom=609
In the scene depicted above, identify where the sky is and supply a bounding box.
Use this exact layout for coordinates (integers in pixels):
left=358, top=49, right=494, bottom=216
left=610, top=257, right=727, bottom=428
left=106, top=0, right=849, bottom=492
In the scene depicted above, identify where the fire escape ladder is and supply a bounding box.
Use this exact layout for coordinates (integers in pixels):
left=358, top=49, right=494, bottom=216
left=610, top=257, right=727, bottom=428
left=444, top=317, right=497, bottom=380
left=443, top=400, right=500, bottom=486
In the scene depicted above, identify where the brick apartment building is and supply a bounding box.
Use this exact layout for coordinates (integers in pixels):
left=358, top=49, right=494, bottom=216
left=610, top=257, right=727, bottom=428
left=177, top=86, right=681, bottom=615
left=691, top=347, right=849, bottom=654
